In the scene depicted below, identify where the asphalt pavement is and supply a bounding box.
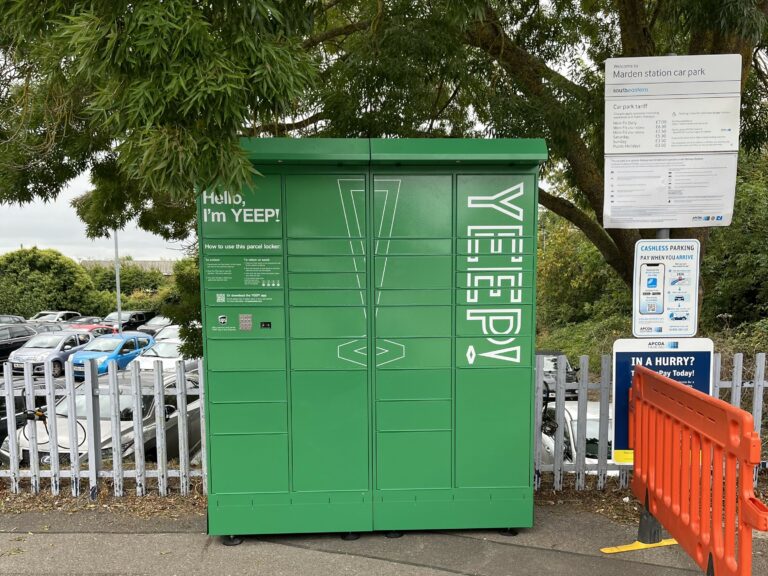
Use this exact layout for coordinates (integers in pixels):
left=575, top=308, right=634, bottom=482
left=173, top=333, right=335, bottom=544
left=2, top=503, right=765, bottom=576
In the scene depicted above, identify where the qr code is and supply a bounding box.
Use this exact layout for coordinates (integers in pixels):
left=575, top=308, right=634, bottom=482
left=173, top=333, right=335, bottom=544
left=216, top=293, right=225, bottom=303
left=648, top=303, right=657, bottom=312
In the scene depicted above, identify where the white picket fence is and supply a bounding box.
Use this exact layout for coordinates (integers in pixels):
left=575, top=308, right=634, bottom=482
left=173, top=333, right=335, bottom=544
left=0, top=358, right=207, bottom=498
left=535, top=353, right=767, bottom=491
left=0, top=353, right=765, bottom=497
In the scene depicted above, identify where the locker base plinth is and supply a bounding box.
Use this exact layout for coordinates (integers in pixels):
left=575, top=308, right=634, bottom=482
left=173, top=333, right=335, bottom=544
left=207, top=489, right=533, bottom=536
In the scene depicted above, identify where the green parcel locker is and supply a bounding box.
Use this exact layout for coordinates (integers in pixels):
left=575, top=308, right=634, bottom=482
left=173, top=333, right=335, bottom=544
left=199, top=138, right=547, bottom=536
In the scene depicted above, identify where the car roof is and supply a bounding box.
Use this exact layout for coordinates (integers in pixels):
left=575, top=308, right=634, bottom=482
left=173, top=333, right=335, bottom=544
left=95, top=331, right=151, bottom=338
left=109, top=310, right=150, bottom=314
left=30, top=330, right=85, bottom=337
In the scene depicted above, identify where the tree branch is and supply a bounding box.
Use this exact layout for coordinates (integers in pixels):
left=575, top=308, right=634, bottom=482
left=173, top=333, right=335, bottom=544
left=250, top=112, right=325, bottom=136
left=538, top=188, right=630, bottom=285
left=303, top=20, right=371, bottom=49
left=466, top=4, right=604, bottom=215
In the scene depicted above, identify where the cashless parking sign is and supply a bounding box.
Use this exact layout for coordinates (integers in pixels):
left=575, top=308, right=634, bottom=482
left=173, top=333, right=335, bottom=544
left=633, top=239, right=700, bottom=337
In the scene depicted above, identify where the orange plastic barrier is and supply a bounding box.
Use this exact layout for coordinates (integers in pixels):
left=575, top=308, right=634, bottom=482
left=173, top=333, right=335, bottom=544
left=630, top=365, right=768, bottom=576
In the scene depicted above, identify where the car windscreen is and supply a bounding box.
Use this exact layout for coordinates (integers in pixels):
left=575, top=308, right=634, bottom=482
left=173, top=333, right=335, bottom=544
left=145, top=316, right=168, bottom=326
left=155, top=326, right=180, bottom=340
left=141, top=341, right=180, bottom=358
left=82, top=338, right=122, bottom=352
left=35, top=314, right=57, bottom=322
left=104, top=312, right=129, bottom=321
left=31, top=312, right=55, bottom=320
left=23, top=334, right=63, bottom=349
left=56, top=393, right=152, bottom=420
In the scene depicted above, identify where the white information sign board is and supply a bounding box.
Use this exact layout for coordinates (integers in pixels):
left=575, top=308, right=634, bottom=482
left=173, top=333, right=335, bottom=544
left=604, top=54, right=741, bottom=229
left=632, top=239, right=700, bottom=338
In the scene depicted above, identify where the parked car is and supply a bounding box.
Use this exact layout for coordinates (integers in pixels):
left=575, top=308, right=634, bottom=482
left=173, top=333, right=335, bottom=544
left=0, top=400, right=26, bottom=445
left=537, top=350, right=579, bottom=400
left=103, top=311, right=155, bottom=332
left=540, top=401, right=614, bottom=467
left=8, top=331, right=93, bottom=377
left=28, top=311, right=81, bottom=323
left=63, top=316, right=103, bottom=327
left=30, top=323, right=64, bottom=334
left=127, top=339, right=196, bottom=373
left=71, top=332, right=154, bottom=379
left=72, top=324, right=118, bottom=337
left=1, top=373, right=202, bottom=466
left=154, top=324, right=180, bottom=341
left=0, top=323, right=38, bottom=362
left=136, top=315, right=172, bottom=336
left=0, top=315, right=26, bottom=324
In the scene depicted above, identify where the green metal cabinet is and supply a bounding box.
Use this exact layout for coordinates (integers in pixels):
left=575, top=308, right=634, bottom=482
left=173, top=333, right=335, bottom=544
left=199, top=138, right=547, bottom=536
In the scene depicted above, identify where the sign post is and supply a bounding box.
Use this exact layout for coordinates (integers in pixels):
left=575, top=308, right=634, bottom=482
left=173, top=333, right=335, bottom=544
left=604, top=54, right=742, bottom=466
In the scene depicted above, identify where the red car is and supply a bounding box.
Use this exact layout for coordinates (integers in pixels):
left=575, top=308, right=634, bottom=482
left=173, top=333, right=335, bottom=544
left=72, top=324, right=119, bottom=337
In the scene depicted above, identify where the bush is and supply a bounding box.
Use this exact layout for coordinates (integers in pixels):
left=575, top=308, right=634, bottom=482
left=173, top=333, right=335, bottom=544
left=0, top=248, right=100, bottom=317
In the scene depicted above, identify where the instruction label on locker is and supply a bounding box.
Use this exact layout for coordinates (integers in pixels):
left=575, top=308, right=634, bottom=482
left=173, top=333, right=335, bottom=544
left=204, top=256, right=283, bottom=288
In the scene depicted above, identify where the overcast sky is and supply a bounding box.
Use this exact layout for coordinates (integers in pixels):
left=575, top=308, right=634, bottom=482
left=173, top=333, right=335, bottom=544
left=0, top=172, right=187, bottom=262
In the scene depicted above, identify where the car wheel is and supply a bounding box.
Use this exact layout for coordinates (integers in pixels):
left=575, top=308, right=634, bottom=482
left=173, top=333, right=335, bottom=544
left=51, top=361, right=63, bottom=378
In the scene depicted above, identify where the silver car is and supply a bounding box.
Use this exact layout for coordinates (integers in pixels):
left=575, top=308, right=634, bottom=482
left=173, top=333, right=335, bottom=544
left=9, top=331, right=93, bottom=377
left=2, top=373, right=202, bottom=466
left=127, top=339, right=197, bottom=373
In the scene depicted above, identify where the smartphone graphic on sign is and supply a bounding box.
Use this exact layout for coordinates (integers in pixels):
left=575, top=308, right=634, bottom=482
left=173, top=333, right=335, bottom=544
left=639, top=263, right=664, bottom=314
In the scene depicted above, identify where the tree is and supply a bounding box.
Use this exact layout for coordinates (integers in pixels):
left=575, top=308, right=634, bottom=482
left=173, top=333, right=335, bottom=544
left=161, top=257, right=202, bottom=359
left=700, top=152, right=768, bottom=328
left=537, top=211, right=629, bottom=331
left=292, top=0, right=768, bottom=287
left=0, top=0, right=321, bottom=238
left=85, top=261, right=166, bottom=294
left=2, top=1, right=767, bottom=287
left=0, top=248, right=102, bottom=317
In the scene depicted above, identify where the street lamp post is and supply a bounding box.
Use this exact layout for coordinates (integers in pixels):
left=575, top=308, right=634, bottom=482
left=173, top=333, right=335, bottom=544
left=114, top=229, right=122, bottom=336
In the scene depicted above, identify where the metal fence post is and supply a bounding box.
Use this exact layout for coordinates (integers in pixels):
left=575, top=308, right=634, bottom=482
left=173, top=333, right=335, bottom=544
left=176, top=361, right=190, bottom=496
left=153, top=361, right=168, bottom=496
left=107, top=361, right=123, bottom=497
left=575, top=356, right=589, bottom=491
left=44, top=360, right=60, bottom=496
left=197, top=358, right=208, bottom=495
left=3, top=363, right=20, bottom=493
left=130, top=363, right=146, bottom=496
left=83, top=359, right=101, bottom=500
left=65, top=361, right=80, bottom=496
left=23, top=363, right=40, bottom=494
left=731, top=354, right=743, bottom=409
left=597, top=355, right=611, bottom=490
left=553, top=355, right=567, bottom=490
left=533, top=355, right=544, bottom=491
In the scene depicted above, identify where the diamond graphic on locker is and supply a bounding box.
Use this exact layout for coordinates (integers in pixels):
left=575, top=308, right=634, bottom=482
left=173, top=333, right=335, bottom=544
left=336, top=178, right=406, bottom=367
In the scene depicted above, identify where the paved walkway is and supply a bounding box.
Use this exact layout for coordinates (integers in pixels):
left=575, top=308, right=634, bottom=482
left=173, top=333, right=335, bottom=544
left=0, top=504, right=764, bottom=575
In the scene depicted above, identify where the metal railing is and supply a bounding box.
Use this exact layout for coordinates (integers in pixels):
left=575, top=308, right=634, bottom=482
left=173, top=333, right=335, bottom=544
left=535, top=353, right=767, bottom=491
left=0, top=358, right=207, bottom=498
left=1, top=353, right=764, bottom=497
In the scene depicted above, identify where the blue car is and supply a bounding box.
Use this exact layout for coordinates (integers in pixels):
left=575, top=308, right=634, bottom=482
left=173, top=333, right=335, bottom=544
left=71, top=331, right=154, bottom=379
